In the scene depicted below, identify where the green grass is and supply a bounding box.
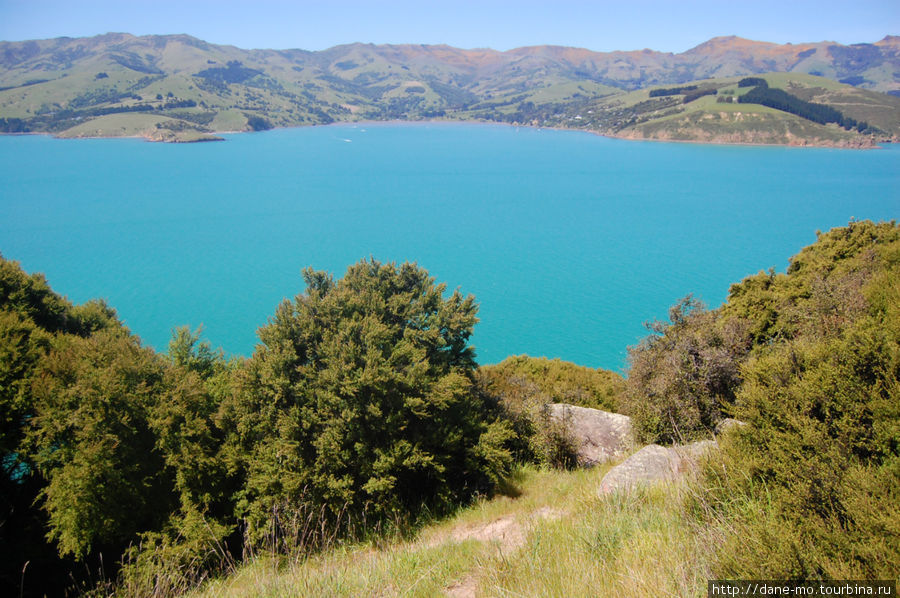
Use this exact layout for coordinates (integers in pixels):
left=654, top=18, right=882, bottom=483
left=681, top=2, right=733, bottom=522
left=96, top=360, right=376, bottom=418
left=190, top=463, right=714, bottom=598
left=54, top=113, right=183, bottom=138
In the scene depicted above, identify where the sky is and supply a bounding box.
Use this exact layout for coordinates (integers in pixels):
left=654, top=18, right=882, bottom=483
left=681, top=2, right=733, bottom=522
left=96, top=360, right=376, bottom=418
left=1, top=0, right=898, bottom=53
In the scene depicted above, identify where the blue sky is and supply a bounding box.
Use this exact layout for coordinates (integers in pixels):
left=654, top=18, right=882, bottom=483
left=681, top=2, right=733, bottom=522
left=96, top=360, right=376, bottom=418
left=1, top=0, right=898, bottom=52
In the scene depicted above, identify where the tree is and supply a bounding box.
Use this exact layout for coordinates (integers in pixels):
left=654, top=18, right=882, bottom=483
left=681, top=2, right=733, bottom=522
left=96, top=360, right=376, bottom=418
left=27, top=330, right=175, bottom=558
left=232, top=259, right=512, bottom=544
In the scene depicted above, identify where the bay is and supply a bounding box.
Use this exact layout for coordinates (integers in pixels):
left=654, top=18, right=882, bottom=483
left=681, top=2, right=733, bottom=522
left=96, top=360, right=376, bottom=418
left=1, top=123, right=897, bottom=370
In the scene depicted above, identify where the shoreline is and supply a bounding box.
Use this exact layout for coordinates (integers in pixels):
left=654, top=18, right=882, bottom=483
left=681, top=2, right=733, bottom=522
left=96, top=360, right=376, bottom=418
left=1, top=118, right=891, bottom=149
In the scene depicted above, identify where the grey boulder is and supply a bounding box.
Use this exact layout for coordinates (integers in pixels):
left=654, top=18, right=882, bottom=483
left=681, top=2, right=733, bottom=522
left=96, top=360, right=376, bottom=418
left=547, top=403, right=634, bottom=467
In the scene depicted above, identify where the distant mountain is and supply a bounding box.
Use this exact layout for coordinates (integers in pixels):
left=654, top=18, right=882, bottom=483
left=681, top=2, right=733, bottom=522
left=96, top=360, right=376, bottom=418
left=1, top=33, right=898, bottom=144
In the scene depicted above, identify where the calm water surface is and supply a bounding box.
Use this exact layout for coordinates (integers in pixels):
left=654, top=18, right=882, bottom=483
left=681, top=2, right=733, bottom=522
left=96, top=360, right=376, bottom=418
left=1, top=123, right=897, bottom=369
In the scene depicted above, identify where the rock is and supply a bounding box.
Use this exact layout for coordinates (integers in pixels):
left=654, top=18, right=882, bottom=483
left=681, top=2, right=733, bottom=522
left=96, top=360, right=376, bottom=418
left=598, top=445, right=682, bottom=494
left=598, top=439, right=718, bottom=495
left=547, top=403, right=634, bottom=467
left=715, top=418, right=746, bottom=435
left=673, top=439, right=718, bottom=461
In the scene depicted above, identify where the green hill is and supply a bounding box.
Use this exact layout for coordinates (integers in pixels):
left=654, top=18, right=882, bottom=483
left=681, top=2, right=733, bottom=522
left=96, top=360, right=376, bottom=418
left=1, top=33, right=899, bottom=145
left=521, top=73, right=900, bottom=147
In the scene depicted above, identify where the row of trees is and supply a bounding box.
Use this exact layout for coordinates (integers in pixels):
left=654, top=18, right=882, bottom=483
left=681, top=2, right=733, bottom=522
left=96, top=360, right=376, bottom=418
left=648, top=85, right=698, bottom=97
left=737, top=78, right=871, bottom=132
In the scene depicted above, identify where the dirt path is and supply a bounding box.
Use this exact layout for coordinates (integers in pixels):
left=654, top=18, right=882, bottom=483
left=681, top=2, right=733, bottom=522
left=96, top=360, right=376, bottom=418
left=429, top=506, right=565, bottom=597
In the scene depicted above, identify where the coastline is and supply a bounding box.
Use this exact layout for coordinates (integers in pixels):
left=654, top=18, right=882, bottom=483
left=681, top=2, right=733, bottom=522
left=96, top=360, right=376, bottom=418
left=1, top=117, right=891, bottom=149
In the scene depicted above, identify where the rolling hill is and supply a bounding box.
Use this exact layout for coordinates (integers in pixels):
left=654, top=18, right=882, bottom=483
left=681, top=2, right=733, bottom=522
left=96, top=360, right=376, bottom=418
left=1, top=33, right=898, bottom=144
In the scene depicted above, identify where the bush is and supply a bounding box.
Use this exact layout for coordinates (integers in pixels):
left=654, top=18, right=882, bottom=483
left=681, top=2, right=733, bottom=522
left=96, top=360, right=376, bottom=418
left=477, top=355, right=623, bottom=467
left=232, top=259, right=513, bottom=545
left=478, top=355, right=624, bottom=412
left=622, top=296, right=751, bottom=444
left=691, top=221, right=900, bottom=578
left=246, top=115, right=272, bottom=131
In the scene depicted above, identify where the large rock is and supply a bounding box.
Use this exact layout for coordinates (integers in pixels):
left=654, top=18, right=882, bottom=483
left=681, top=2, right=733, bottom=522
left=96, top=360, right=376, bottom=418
left=547, top=403, right=634, bottom=467
left=598, top=439, right=717, bottom=495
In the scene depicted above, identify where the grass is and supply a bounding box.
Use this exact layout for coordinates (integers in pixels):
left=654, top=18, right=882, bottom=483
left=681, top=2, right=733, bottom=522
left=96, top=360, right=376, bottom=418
left=189, top=463, right=714, bottom=598
left=54, top=113, right=183, bottom=138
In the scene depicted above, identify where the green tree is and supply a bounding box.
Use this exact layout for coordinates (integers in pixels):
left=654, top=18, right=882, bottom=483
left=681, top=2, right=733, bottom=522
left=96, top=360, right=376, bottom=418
left=232, top=259, right=512, bottom=544
left=27, top=330, right=175, bottom=558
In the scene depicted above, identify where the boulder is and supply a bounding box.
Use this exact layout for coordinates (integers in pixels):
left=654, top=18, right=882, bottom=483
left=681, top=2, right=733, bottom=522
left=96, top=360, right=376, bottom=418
left=597, top=445, right=681, bottom=494
left=547, top=403, right=634, bottom=467
left=673, top=439, right=718, bottom=462
left=598, top=439, right=718, bottom=495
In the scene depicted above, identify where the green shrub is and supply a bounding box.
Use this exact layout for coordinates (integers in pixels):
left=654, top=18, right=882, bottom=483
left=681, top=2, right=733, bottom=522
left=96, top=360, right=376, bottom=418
left=692, top=221, right=900, bottom=578
left=478, top=355, right=624, bottom=412
left=476, top=356, right=621, bottom=467
left=231, top=259, right=513, bottom=545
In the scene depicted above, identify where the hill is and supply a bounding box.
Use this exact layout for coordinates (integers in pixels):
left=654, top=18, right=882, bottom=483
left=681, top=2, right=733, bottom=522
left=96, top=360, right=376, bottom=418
left=1, top=33, right=899, bottom=145
left=538, top=72, right=900, bottom=147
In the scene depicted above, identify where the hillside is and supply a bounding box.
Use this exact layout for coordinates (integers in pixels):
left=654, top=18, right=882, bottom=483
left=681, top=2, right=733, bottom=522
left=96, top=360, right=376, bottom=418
left=3, top=220, right=898, bottom=597
left=549, top=73, right=900, bottom=147
left=189, top=465, right=708, bottom=598
left=1, top=33, right=899, bottom=145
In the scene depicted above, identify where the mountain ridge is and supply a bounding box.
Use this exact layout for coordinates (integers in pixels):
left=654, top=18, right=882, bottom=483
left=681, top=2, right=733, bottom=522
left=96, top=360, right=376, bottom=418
left=1, top=33, right=898, bottom=144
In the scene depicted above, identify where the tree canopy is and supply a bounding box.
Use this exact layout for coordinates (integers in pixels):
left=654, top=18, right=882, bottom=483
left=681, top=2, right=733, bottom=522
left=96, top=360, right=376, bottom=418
left=233, top=259, right=513, bottom=541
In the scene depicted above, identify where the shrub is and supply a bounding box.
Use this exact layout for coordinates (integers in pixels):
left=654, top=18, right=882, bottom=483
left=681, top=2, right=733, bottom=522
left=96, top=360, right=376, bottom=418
left=231, top=259, right=513, bottom=545
left=246, top=115, right=272, bottom=131
left=478, top=355, right=624, bottom=412
left=692, top=221, right=900, bottom=578
left=623, top=296, right=751, bottom=444
left=477, top=356, right=622, bottom=467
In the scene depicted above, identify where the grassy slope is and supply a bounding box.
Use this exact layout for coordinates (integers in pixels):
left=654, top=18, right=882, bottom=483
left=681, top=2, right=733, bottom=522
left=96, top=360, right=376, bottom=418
left=611, top=74, right=900, bottom=146
left=54, top=112, right=219, bottom=141
left=192, top=464, right=711, bottom=598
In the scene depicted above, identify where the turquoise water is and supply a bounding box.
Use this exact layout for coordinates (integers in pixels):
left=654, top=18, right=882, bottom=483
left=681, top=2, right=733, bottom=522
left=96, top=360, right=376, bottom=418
left=1, top=123, right=898, bottom=370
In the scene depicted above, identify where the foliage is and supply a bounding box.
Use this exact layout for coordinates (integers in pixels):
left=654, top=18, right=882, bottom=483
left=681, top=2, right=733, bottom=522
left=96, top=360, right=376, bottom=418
left=228, top=259, right=513, bottom=544
left=649, top=85, right=698, bottom=97
left=622, top=296, right=752, bottom=444
left=0, top=117, right=30, bottom=132
left=738, top=77, right=768, bottom=88
left=478, top=355, right=624, bottom=412
left=0, top=255, right=517, bottom=595
left=476, top=356, right=623, bottom=467
left=245, top=115, right=272, bottom=131
left=692, top=220, right=900, bottom=578
left=193, top=61, right=262, bottom=86
left=682, top=88, right=717, bottom=103
left=27, top=330, right=175, bottom=558
left=739, top=83, right=869, bottom=131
